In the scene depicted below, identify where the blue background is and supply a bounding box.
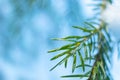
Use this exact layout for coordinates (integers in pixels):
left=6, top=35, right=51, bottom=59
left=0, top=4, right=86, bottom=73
left=0, top=0, right=119, bottom=80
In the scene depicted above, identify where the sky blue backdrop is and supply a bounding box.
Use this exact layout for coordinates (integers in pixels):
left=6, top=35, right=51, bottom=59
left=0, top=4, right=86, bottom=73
left=0, top=0, right=119, bottom=80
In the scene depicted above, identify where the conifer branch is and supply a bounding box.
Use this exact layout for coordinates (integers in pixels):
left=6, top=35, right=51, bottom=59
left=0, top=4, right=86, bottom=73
left=48, top=0, right=113, bottom=80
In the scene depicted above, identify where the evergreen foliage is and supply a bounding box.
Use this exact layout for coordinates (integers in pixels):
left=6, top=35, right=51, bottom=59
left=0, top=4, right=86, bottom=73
left=48, top=0, right=114, bottom=80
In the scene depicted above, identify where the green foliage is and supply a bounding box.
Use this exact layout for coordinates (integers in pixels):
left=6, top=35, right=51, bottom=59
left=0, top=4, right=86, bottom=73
left=49, top=22, right=112, bottom=79
left=48, top=0, right=114, bottom=80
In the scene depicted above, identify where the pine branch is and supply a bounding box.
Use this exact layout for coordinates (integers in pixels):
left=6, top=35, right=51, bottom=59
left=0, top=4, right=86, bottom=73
left=88, top=32, right=108, bottom=80
left=48, top=0, right=113, bottom=80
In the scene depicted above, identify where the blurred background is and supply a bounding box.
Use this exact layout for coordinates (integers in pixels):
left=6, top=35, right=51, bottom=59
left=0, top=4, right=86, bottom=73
left=0, top=0, right=120, bottom=80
